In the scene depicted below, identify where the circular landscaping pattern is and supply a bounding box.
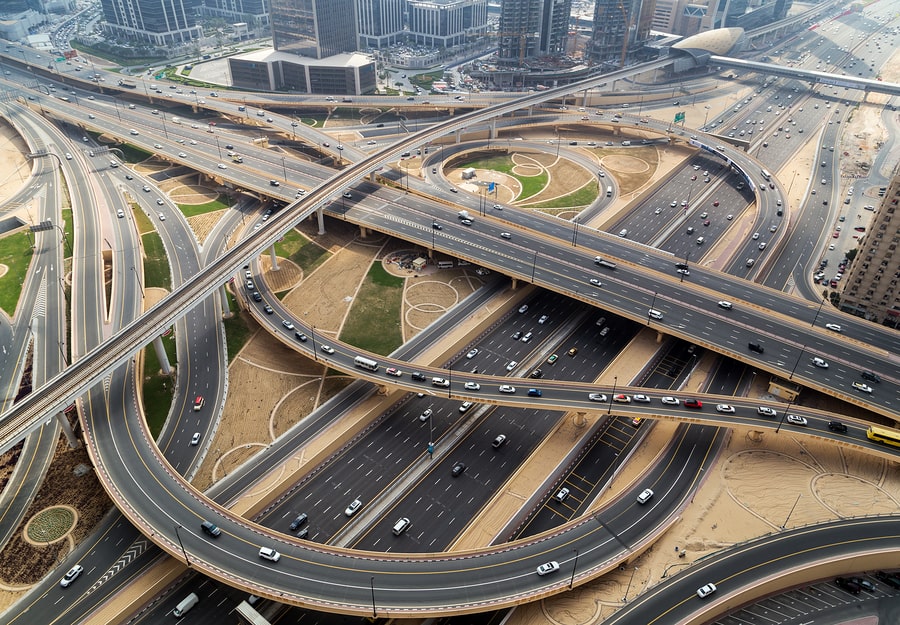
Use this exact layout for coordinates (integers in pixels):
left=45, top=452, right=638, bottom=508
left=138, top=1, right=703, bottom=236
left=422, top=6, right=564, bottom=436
left=600, top=154, right=650, bottom=174
left=25, top=506, right=77, bottom=544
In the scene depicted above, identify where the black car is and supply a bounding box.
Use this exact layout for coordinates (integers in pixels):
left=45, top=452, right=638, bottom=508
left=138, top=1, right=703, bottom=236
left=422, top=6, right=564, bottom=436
left=289, top=513, right=308, bottom=531
left=529, top=369, right=543, bottom=379
left=263, top=304, right=274, bottom=315
left=849, top=576, right=876, bottom=592
left=294, top=331, right=308, bottom=342
left=410, top=372, right=426, bottom=382
left=432, top=222, right=442, bottom=230
left=251, top=291, right=262, bottom=302
left=827, top=421, right=847, bottom=433
left=451, top=462, right=466, bottom=477
left=835, top=577, right=861, bottom=594
left=875, top=571, right=900, bottom=589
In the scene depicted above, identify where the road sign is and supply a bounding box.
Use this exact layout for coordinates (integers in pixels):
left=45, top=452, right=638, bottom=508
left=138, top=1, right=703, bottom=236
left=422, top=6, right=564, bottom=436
left=55, top=57, right=65, bottom=62
left=674, top=111, right=685, bottom=124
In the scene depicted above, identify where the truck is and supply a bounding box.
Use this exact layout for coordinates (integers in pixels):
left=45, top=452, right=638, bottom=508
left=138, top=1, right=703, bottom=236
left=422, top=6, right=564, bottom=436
left=231, top=154, right=243, bottom=163
left=117, top=80, right=136, bottom=89
left=457, top=210, right=471, bottom=220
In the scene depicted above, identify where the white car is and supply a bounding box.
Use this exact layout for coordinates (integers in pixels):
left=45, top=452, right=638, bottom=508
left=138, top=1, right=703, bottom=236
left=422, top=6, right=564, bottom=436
left=419, top=409, right=433, bottom=422
left=752, top=232, right=760, bottom=240
left=459, top=401, right=473, bottom=413
left=811, top=357, right=829, bottom=368
left=498, top=385, right=516, bottom=394
left=589, top=278, right=602, bottom=286
left=259, top=547, right=281, bottom=562
left=636, top=488, right=654, bottom=504
left=696, top=583, right=717, bottom=598
left=852, top=382, right=873, bottom=394
left=177, top=152, right=187, bottom=158
left=757, top=406, right=777, bottom=417
left=660, top=396, right=679, bottom=406
left=385, top=367, right=402, bottom=377
left=466, top=348, right=479, bottom=359
left=715, top=404, right=736, bottom=414
left=612, top=394, right=631, bottom=404
left=344, top=498, right=363, bottom=516
left=190, top=432, right=201, bottom=445
left=632, top=394, right=651, bottom=403
left=536, top=561, right=560, bottom=576
left=60, top=564, right=83, bottom=587
left=320, top=345, right=335, bottom=355
left=786, top=415, right=808, bottom=426
left=588, top=393, right=608, bottom=402
left=464, top=382, right=481, bottom=391
left=825, top=323, right=842, bottom=332
left=505, top=361, right=518, bottom=371
left=217, top=163, right=227, bottom=169
left=717, top=301, right=733, bottom=310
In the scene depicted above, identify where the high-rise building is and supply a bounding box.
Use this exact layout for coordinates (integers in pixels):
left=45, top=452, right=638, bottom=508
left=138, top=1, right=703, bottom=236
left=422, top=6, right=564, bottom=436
left=357, top=0, right=405, bottom=49
left=270, top=0, right=357, bottom=59
left=407, top=0, right=488, bottom=49
left=99, top=0, right=202, bottom=46
left=498, top=0, right=571, bottom=65
left=588, top=0, right=657, bottom=67
left=839, top=173, right=900, bottom=328
left=201, top=0, right=271, bottom=29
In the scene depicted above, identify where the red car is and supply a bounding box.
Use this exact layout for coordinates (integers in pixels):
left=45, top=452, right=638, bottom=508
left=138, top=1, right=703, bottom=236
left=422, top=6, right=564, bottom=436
left=832, top=232, right=840, bottom=238
left=712, top=201, right=719, bottom=207
left=684, top=398, right=703, bottom=409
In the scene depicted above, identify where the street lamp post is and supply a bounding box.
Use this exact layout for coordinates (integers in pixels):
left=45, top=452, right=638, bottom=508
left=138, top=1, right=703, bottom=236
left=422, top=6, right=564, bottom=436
left=608, top=376, right=617, bottom=414
left=647, top=292, right=657, bottom=325
left=811, top=296, right=827, bottom=328
left=370, top=576, right=376, bottom=618
left=775, top=398, right=794, bottom=434
left=311, top=326, right=318, bottom=361
left=570, top=549, right=579, bottom=589
left=215, top=136, right=222, bottom=160
left=160, top=112, right=168, bottom=139
left=173, top=524, right=190, bottom=567
left=781, top=492, right=802, bottom=529
left=281, top=156, right=287, bottom=181
left=531, top=251, right=538, bottom=283
left=623, top=566, right=638, bottom=602
left=572, top=217, right=580, bottom=247
left=680, top=252, right=690, bottom=283
left=130, top=266, right=144, bottom=299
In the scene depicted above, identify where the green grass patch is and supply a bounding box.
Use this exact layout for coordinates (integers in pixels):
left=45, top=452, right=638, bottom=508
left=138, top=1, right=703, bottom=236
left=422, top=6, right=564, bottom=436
left=179, top=195, right=229, bottom=217
left=0, top=232, right=34, bottom=316
left=301, top=118, right=319, bottom=127
left=274, top=229, right=331, bottom=275
left=223, top=290, right=255, bottom=359
left=142, top=332, right=178, bottom=439
left=410, top=70, right=444, bottom=90
left=61, top=208, right=75, bottom=260
left=117, top=144, right=153, bottom=164
left=533, top=181, right=599, bottom=208
left=341, top=262, right=404, bottom=355
left=455, top=154, right=548, bottom=201
left=141, top=232, right=171, bottom=290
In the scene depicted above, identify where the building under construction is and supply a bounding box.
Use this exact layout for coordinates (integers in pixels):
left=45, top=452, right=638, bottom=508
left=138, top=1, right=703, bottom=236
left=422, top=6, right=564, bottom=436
left=497, top=0, right=573, bottom=65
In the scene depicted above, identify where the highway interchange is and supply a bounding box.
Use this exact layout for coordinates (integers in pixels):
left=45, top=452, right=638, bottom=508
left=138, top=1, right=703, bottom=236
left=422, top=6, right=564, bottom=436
left=1, top=3, right=900, bottom=623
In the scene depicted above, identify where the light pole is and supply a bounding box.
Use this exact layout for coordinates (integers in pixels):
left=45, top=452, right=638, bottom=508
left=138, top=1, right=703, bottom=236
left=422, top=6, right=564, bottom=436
left=775, top=398, right=794, bottom=434
left=811, top=296, right=827, bottom=327
left=531, top=251, right=538, bottom=283
left=215, top=136, right=222, bottom=160
left=703, top=105, right=711, bottom=127
left=781, top=493, right=802, bottom=529
left=572, top=217, right=580, bottom=247
left=788, top=346, right=805, bottom=381
left=623, top=566, right=638, bottom=602
left=370, top=576, right=376, bottom=618
left=680, top=252, right=690, bottom=283
left=130, top=266, right=144, bottom=299
left=160, top=111, right=168, bottom=139
left=608, top=376, right=617, bottom=414
left=569, top=548, right=579, bottom=589
left=281, top=156, right=287, bottom=181
left=647, top=292, right=657, bottom=325
left=173, top=524, right=190, bottom=567
left=311, top=326, right=317, bottom=361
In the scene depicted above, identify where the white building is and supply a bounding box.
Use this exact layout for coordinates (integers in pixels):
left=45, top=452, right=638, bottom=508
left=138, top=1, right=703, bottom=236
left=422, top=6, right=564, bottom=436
left=407, top=0, right=488, bottom=48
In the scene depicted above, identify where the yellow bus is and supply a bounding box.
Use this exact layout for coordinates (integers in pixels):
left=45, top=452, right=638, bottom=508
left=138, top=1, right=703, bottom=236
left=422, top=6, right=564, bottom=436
left=866, top=425, right=900, bottom=447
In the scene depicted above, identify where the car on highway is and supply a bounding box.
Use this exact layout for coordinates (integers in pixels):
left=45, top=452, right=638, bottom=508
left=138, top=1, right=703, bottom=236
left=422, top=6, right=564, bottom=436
left=612, top=394, right=631, bottom=403
left=588, top=393, right=608, bottom=402
left=786, top=415, right=808, bottom=426
left=589, top=278, right=602, bottom=286
left=677, top=269, right=690, bottom=276
left=752, top=232, right=760, bottom=240
left=217, top=163, right=227, bottom=169
left=464, top=382, right=480, bottom=391
left=294, top=332, right=307, bottom=342
left=852, top=382, right=873, bottom=394
left=281, top=320, right=294, bottom=330
left=660, top=396, right=679, bottom=406
left=717, top=301, right=733, bottom=310
left=505, top=361, right=518, bottom=371
left=825, top=323, right=842, bottom=332
left=459, top=401, right=473, bottom=413
left=386, top=367, right=402, bottom=377
left=432, top=377, right=449, bottom=387
left=290, top=513, right=308, bottom=530
left=811, top=357, right=829, bottom=368
left=547, top=354, right=558, bottom=364
left=492, top=434, right=508, bottom=448
left=263, top=304, right=274, bottom=315
left=190, top=432, right=201, bottom=445
left=512, top=331, right=522, bottom=340
left=567, top=347, right=578, bottom=356
left=636, top=488, right=654, bottom=504
left=418, top=409, right=433, bottom=422
left=251, top=291, right=262, bottom=302
left=259, top=547, right=280, bottom=562
left=498, top=385, right=516, bottom=394
left=538, top=315, right=549, bottom=324
left=684, top=398, right=702, bottom=409
left=715, top=404, right=735, bottom=413
left=536, top=561, right=560, bottom=576
left=500, top=232, right=512, bottom=239
left=696, top=583, right=717, bottom=598
left=451, top=461, right=466, bottom=477
left=466, top=348, right=479, bottom=359
left=344, top=498, right=363, bottom=516
left=757, top=406, right=777, bottom=417
left=320, top=345, right=335, bottom=354
left=518, top=304, right=529, bottom=313
left=633, top=394, right=651, bottom=403
left=193, top=396, right=205, bottom=411
left=521, top=332, right=532, bottom=343
left=828, top=421, right=848, bottom=433
left=60, top=564, right=83, bottom=588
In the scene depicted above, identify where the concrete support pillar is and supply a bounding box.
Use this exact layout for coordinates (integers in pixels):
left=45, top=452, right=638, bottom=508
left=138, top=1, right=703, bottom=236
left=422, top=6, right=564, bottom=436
left=454, top=129, right=462, bottom=144
left=489, top=120, right=497, bottom=140
left=655, top=331, right=664, bottom=343
left=316, top=206, right=325, bottom=234
left=526, top=106, right=534, bottom=117
left=269, top=245, right=279, bottom=271
left=219, top=285, right=232, bottom=317
left=57, top=411, right=80, bottom=448
left=511, top=277, right=518, bottom=289
left=152, top=335, right=172, bottom=375
left=581, top=89, right=589, bottom=107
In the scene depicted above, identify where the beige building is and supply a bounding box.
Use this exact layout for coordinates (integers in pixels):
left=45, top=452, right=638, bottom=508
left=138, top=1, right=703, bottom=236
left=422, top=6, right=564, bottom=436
left=839, top=172, right=900, bottom=328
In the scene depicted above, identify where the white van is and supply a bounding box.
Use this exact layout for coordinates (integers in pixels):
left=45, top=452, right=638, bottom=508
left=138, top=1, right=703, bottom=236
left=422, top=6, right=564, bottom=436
left=392, top=517, right=411, bottom=535
left=621, top=140, right=631, bottom=146
left=173, top=592, right=199, bottom=617
left=696, top=236, right=705, bottom=245
left=648, top=309, right=663, bottom=320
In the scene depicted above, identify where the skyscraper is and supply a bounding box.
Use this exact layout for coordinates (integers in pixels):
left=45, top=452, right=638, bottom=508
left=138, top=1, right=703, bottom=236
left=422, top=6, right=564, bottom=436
left=588, top=0, right=656, bottom=67
left=99, top=0, right=202, bottom=46
left=839, top=173, right=900, bottom=328
left=357, top=0, right=405, bottom=49
left=270, top=0, right=357, bottom=59
left=498, top=0, right=571, bottom=65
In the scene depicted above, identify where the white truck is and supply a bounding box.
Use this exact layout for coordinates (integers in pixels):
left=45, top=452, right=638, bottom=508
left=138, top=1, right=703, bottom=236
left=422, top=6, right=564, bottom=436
left=457, top=210, right=471, bottom=220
